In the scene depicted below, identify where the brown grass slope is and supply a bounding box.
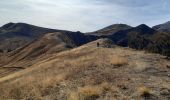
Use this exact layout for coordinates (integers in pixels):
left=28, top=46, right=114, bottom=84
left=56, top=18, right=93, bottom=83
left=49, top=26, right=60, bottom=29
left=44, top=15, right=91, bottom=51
left=0, top=32, right=69, bottom=78
left=0, top=39, right=169, bottom=100
left=0, top=31, right=97, bottom=78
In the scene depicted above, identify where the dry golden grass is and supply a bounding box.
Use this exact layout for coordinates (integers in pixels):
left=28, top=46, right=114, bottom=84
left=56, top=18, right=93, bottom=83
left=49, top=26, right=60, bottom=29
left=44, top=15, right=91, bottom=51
left=0, top=46, right=140, bottom=99
left=0, top=44, right=98, bottom=99
left=110, top=55, right=128, bottom=66
left=0, top=40, right=169, bottom=99
left=0, top=71, right=66, bottom=99
left=69, top=92, right=79, bottom=100
left=69, top=86, right=102, bottom=100
left=78, top=85, right=102, bottom=98
left=68, top=82, right=113, bottom=100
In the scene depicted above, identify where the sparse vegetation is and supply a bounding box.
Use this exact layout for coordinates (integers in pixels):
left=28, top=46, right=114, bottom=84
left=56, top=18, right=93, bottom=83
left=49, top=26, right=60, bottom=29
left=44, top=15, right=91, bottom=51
left=0, top=39, right=169, bottom=100
left=138, top=86, right=151, bottom=97
left=0, top=74, right=66, bottom=99
left=147, top=32, right=170, bottom=57
left=69, top=82, right=112, bottom=100
left=128, top=31, right=170, bottom=57
left=78, top=85, right=102, bottom=100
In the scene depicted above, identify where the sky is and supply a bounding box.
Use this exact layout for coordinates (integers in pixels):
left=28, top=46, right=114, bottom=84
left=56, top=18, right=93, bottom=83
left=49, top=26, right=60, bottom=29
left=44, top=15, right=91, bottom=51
left=0, top=0, right=170, bottom=32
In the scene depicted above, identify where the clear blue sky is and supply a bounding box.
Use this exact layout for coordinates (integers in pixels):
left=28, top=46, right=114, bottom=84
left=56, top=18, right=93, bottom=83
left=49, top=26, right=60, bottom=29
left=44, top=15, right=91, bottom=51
left=0, top=0, right=170, bottom=32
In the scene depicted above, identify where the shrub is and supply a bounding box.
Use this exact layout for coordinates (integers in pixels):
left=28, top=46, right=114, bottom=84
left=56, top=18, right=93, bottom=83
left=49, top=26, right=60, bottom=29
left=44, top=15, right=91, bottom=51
left=138, top=86, right=151, bottom=97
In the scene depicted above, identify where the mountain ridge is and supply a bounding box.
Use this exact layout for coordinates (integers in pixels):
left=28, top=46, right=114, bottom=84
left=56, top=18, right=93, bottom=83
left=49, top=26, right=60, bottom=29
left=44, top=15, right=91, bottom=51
left=0, top=22, right=169, bottom=57
left=0, top=22, right=69, bottom=53
left=153, top=21, right=170, bottom=32
left=87, top=24, right=132, bottom=36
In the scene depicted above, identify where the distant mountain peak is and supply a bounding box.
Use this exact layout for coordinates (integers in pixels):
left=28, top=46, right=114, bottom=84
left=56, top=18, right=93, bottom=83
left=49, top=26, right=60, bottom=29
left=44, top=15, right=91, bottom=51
left=153, top=21, right=170, bottom=32
left=164, top=21, right=170, bottom=24
left=135, top=24, right=154, bottom=32
left=126, top=24, right=155, bottom=36
left=14, top=22, right=35, bottom=26
left=136, top=24, right=150, bottom=29
left=1, top=22, right=15, bottom=29
left=104, top=23, right=131, bottom=28
left=0, top=22, right=59, bottom=51
left=1, top=22, right=33, bottom=30
left=97, top=24, right=132, bottom=32
left=158, top=21, right=170, bottom=26
left=88, top=23, right=132, bottom=36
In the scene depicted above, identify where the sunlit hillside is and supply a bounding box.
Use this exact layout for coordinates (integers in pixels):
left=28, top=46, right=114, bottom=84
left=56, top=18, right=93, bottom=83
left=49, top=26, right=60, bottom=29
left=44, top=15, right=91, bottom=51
left=0, top=39, right=169, bottom=100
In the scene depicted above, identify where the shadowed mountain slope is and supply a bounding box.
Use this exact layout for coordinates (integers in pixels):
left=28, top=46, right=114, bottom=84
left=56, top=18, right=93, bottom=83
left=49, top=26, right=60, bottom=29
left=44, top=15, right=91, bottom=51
left=0, top=22, right=59, bottom=52
left=153, top=21, right=170, bottom=32
left=88, top=23, right=170, bottom=57
left=108, top=24, right=156, bottom=46
left=147, top=32, right=170, bottom=56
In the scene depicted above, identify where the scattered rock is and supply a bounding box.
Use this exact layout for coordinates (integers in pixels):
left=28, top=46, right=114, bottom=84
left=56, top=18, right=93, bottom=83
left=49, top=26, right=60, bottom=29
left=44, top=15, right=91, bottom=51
left=166, top=65, right=170, bottom=68
left=160, top=88, right=170, bottom=96
left=168, top=74, right=170, bottom=77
